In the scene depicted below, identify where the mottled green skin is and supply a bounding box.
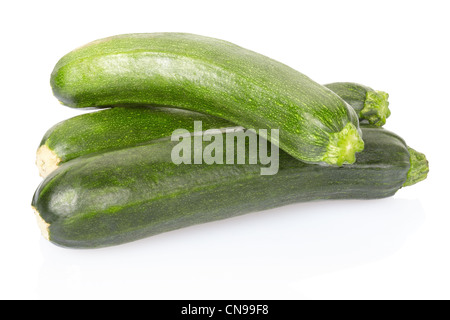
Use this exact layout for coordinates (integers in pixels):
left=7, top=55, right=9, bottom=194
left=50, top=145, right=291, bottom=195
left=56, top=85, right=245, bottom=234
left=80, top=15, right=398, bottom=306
left=325, top=82, right=372, bottom=113
left=32, top=128, right=410, bottom=249
left=51, top=33, right=361, bottom=164
left=41, top=84, right=375, bottom=166
left=325, top=82, right=391, bottom=126
left=41, top=107, right=233, bottom=163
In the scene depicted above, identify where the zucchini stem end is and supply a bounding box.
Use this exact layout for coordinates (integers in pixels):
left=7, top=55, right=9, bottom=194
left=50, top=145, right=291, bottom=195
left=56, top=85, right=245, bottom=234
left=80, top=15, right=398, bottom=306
left=404, top=147, right=429, bottom=187
left=360, top=90, right=391, bottom=127
left=36, top=145, right=61, bottom=178
left=32, top=206, right=50, bottom=241
left=323, top=123, right=365, bottom=166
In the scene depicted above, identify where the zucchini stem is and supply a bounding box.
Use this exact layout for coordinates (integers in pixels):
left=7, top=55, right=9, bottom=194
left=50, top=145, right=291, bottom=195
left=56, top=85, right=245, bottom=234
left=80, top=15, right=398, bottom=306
left=36, top=145, right=61, bottom=178
left=322, top=123, right=365, bottom=166
left=360, top=90, right=391, bottom=126
left=404, top=147, right=429, bottom=187
left=32, top=206, right=50, bottom=241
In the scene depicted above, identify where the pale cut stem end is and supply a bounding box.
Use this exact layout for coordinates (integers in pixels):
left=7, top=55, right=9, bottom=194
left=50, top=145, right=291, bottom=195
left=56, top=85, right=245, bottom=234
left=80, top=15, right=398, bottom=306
left=322, top=123, right=365, bottom=166
left=360, top=90, right=391, bottom=127
left=32, top=206, right=50, bottom=241
left=36, top=145, right=62, bottom=178
left=403, top=147, right=429, bottom=187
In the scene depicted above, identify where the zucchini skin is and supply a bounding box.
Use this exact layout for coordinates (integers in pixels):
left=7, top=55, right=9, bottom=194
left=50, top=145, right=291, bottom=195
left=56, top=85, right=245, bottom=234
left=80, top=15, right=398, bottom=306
left=32, top=128, right=411, bottom=249
left=51, top=33, right=363, bottom=165
left=325, top=82, right=390, bottom=126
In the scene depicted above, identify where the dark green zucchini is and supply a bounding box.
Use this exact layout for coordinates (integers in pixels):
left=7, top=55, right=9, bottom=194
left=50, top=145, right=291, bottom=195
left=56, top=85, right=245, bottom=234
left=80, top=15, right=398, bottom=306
left=51, top=33, right=364, bottom=166
left=32, top=127, right=428, bottom=249
left=325, top=82, right=390, bottom=126
left=37, top=82, right=383, bottom=178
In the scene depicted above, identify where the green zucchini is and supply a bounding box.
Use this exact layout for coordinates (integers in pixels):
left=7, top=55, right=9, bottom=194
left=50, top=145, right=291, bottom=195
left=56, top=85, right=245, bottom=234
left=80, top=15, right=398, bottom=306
left=32, top=127, right=428, bottom=249
left=51, top=33, right=364, bottom=166
left=37, top=82, right=381, bottom=178
left=36, top=107, right=233, bottom=177
left=325, top=82, right=390, bottom=126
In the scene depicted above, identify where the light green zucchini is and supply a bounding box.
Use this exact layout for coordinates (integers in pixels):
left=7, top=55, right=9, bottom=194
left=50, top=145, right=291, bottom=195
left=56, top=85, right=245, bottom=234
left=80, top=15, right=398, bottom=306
left=50, top=33, right=364, bottom=166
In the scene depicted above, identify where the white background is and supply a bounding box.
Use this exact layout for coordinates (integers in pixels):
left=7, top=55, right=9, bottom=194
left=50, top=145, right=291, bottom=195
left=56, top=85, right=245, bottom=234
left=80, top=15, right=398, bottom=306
left=0, top=0, right=448, bottom=300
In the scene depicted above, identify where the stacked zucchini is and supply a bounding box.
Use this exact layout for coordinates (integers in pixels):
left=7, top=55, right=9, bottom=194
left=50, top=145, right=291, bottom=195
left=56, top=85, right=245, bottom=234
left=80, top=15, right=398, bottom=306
left=32, top=33, right=428, bottom=249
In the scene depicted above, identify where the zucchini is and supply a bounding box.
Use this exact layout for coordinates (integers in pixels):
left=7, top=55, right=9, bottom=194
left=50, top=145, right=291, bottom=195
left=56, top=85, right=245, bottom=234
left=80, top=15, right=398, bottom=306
left=37, top=82, right=380, bottom=177
left=32, top=127, right=428, bottom=249
left=51, top=33, right=364, bottom=166
left=325, top=82, right=390, bottom=126
left=36, top=107, right=233, bottom=177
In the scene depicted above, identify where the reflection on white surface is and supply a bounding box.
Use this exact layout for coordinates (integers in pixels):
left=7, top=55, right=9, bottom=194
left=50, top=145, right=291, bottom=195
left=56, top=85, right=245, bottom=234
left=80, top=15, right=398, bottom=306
left=37, top=198, right=424, bottom=299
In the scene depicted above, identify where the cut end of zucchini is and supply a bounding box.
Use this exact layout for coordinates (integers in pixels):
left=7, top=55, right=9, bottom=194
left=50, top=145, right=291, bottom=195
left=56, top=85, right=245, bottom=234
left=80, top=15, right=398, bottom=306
left=360, top=90, right=391, bottom=127
left=32, top=206, right=50, bottom=241
left=36, top=145, right=62, bottom=178
left=322, top=123, right=365, bottom=166
left=403, top=147, right=429, bottom=187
